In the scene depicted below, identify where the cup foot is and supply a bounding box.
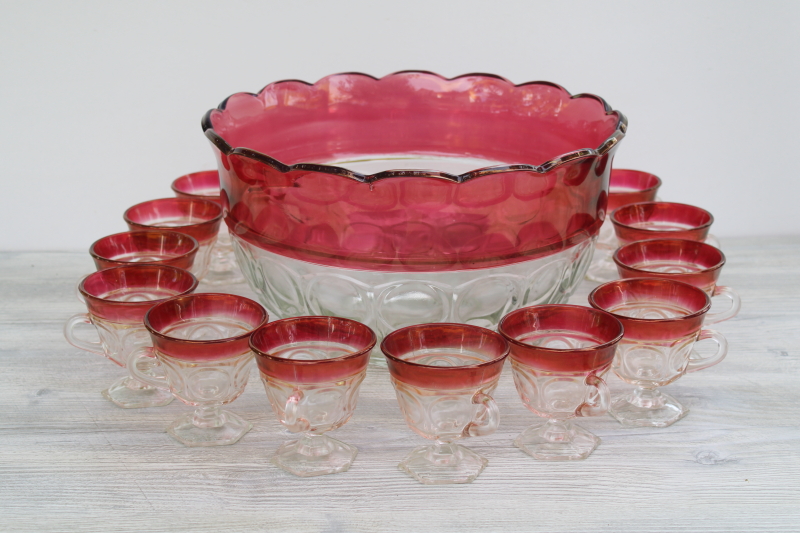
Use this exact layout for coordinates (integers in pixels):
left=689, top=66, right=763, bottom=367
left=273, top=435, right=357, bottom=477
left=514, top=421, right=600, bottom=461
left=167, top=409, right=252, bottom=446
left=399, top=444, right=488, bottom=485
left=585, top=256, right=618, bottom=283
left=200, top=267, right=245, bottom=286
left=609, top=389, right=689, bottom=427
left=102, top=376, right=174, bottom=409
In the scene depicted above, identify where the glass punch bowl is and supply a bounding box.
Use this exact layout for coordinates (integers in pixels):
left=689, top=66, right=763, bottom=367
left=202, top=71, right=627, bottom=342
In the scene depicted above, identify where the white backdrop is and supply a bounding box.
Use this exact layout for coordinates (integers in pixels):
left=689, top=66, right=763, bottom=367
left=1, top=0, right=798, bottom=250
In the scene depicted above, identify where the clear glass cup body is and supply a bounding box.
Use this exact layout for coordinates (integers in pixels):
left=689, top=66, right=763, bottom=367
left=129, top=293, right=268, bottom=446
left=124, top=198, right=222, bottom=281
left=251, top=316, right=376, bottom=477
left=172, top=171, right=244, bottom=285
left=391, top=376, right=500, bottom=442
left=498, top=305, right=623, bottom=460
left=156, top=350, right=253, bottom=407
left=381, top=323, right=509, bottom=484
left=589, top=278, right=729, bottom=427
left=63, top=265, right=197, bottom=408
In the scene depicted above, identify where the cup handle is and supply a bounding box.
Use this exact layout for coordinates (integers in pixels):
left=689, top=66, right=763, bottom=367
left=283, top=389, right=310, bottom=432
left=127, top=346, right=170, bottom=390
left=704, top=286, right=741, bottom=325
left=687, top=329, right=728, bottom=373
left=575, top=374, right=611, bottom=417
left=704, top=234, right=721, bottom=249
left=464, top=391, right=500, bottom=437
left=63, top=313, right=104, bottom=356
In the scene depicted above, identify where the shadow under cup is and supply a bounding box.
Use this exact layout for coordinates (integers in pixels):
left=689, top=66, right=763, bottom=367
left=589, top=278, right=728, bottom=427
left=251, top=316, right=376, bottom=478
left=381, top=324, right=509, bottom=485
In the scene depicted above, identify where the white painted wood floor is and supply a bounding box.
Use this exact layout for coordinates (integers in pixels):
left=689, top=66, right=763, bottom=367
left=1, top=235, right=798, bottom=532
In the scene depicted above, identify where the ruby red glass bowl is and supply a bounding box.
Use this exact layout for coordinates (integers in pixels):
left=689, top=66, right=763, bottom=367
left=203, top=71, right=627, bottom=272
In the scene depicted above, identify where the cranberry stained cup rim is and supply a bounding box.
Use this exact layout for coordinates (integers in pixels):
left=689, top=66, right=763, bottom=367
left=78, top=264, right=199, bottom=303
left=202, top=71, right=627, bottom=183
left=609, top=169, right=663, bottom=194
left=170, top=170, right=221, bottom=200
left=380, top=322, right=510, bottom=370
left=498, top=304, right=625, bottom=354
left=613, top=239, right=727, bottom=276
left=144, top=293, right=268, bottom=345
left=123, top=198, right=224, bottom=233
left=78, top=265, right=199, bottom=324
left=250, top=316, right=377, bottom=366
left=89, top=230, right=200, bottom=266
left=588, top=277, right=712, bottom=323
left=610, top=202, right=715, bottom=232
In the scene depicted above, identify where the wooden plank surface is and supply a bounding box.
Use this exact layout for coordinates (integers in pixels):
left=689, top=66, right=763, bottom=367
left=1, top=236, right=799, bottom=532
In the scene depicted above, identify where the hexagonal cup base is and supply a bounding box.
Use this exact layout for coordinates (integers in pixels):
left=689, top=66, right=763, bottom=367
left=585, top=254, right=618, bottom=283
left=610, top=389, right=689, bottom=427
left=201, top=266, right=244, bottom=286
left=102, top=376, right=174, bottom=409
left=399, top=444, right=488, bottom=485
left=514, top=421, right=600, bottom=461
left=273, top=435, right=358, bottom=477
left=167, top=409, right=252, bottom=447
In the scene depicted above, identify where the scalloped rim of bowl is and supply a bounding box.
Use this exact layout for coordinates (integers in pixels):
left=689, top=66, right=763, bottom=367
left=201, top=70, right=627, bottom=184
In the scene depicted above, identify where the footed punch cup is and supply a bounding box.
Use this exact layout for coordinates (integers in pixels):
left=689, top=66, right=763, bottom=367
left=499, top=304, right=623, bottom=460
left=381, top=323, right=509, bottom=485
left=251, top=316, right=376, bottom=477
left=130, top=293, right=268, bottom=446
left=589, top=278, right=728, bottom=427
left=64, top=265, right=197, bottom=408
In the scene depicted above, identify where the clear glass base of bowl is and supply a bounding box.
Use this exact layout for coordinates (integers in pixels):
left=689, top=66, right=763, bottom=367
left=232, top=234, right=595, bottom=364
